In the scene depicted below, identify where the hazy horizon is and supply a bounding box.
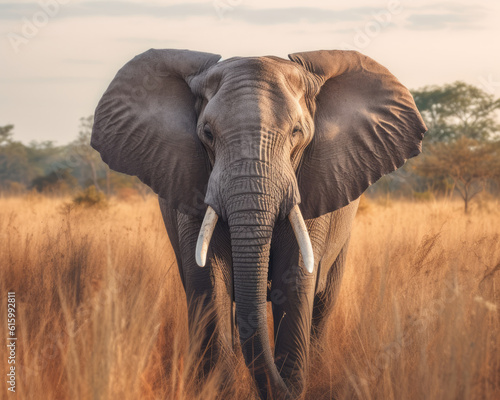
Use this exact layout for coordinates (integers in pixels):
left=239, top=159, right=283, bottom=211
left=2, top=0, right=500, bottom=145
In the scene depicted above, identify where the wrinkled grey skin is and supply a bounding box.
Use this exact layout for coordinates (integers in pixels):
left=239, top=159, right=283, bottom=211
left=91, top=49, right=426, bottom=399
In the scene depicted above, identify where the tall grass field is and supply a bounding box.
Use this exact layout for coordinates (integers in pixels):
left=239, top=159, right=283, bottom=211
left=1, top=194, right=499, bottom=399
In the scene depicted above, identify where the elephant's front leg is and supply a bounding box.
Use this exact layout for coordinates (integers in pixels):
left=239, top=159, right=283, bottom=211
left=270, top=221, right=318, bottom=397
left=176, top=213, right=234, bottom=376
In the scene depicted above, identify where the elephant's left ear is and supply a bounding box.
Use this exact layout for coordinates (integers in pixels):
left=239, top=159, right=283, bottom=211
left=289, top=50, right=427, bottom=219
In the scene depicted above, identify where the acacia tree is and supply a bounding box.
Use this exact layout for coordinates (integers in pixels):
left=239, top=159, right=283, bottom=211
left=415, top=137, right=500, bottom=213
left=413, top=81, right=500, bottom=143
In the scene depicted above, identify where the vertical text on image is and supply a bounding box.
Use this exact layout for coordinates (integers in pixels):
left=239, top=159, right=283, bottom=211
left=6, top=292, right=16, bottom=393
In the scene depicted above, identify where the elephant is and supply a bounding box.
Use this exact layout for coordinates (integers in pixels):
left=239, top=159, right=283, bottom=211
left=91, top=48, right=426, bottom=399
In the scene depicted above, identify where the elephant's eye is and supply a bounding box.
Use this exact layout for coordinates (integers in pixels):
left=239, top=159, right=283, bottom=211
left=292, top=125, right=302, bottom=137
left=203, top=125, right=214, bottom=142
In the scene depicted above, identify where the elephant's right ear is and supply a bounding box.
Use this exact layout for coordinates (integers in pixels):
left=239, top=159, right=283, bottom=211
left=91, top=49, right=221, bottom=218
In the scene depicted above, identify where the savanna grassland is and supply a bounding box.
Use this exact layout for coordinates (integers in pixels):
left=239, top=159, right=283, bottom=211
left=1, top=194, right=499, bottom=400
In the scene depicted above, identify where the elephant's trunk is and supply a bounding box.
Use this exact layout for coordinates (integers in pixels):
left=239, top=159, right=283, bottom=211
left=225, top=174, right=291, bottom=399
left=200, top=156, right=310, bottom=398
left=229, top=210, right=290, bottom=398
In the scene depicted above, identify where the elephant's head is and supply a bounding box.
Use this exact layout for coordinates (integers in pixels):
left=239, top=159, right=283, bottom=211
left=91, top=49, right=426, bottom=398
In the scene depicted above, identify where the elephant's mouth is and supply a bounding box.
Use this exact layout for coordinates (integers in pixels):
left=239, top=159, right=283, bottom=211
left=194, top=204, right=314, bottom=274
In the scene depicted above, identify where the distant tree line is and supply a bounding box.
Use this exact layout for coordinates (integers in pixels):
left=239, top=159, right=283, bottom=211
left=1, top=81, right=499, bottom=212
left=0, top=117, right=150, bottom=199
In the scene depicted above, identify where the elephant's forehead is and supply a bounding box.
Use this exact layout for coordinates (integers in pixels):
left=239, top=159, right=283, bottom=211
left=206, top=56, right=305, bottom=95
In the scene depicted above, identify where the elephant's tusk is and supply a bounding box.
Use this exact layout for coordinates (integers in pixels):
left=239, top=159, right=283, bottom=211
left=288, top=205, right=314, bottom=273
left=195, top=206, right=219, bottom=267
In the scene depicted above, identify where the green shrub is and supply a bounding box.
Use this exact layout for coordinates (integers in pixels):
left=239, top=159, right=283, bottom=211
left=31, top=169, right=77, bottom=195
left=72, top=185, right=108, bottom=208
left=413, top=190, right=435, bottom=202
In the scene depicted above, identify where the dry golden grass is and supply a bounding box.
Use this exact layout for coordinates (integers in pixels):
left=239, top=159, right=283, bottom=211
left=1, top=194, right=499, bottom=399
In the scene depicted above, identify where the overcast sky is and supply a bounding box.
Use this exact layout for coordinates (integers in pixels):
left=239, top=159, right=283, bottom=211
left=2, top=0, right=500, bottom=145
